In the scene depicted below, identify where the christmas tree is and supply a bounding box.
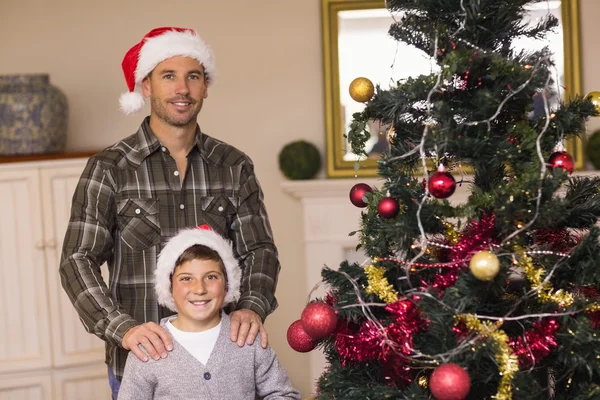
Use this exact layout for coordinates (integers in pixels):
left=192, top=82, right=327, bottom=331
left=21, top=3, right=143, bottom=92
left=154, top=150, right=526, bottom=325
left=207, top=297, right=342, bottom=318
left=287, top=1, right=600, bottom=399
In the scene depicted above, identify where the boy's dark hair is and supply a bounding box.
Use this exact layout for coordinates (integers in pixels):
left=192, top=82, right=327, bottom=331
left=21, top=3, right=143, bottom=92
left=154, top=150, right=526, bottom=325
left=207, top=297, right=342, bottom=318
left=170, top=244, right=227, bottom=286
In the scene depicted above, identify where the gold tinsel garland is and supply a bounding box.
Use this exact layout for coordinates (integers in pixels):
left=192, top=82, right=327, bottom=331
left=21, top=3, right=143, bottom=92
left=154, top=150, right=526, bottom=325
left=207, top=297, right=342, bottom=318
left=520, top=253, right=574, bottom=307
left=586, top=303, right=600, bottom=313
left=364, top=261, right=399, bottom=303
left=442, top=220, right=460, bottom=244
left=455, top=314, right=519, bottom=400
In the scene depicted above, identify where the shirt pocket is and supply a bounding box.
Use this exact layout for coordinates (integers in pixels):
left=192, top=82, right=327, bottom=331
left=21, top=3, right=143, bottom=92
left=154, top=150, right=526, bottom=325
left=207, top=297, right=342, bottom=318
left=116, top=198, right=161, bottom=250
left=199, top=196, right=237, bottom=234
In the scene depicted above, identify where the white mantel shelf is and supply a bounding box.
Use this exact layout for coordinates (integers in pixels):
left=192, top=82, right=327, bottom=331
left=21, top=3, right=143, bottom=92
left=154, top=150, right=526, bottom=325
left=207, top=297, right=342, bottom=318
left=280, top=177, right=383, bottom=199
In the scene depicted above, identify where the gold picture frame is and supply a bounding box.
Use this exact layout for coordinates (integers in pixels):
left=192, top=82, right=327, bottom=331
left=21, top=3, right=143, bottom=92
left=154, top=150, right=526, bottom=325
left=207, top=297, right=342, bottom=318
left=322, top=0, right=584, bottom=178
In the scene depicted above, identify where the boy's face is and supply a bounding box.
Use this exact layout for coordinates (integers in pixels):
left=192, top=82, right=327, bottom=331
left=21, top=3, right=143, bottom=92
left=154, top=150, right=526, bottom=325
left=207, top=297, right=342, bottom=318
left=171, top=258, right=226, bottom=332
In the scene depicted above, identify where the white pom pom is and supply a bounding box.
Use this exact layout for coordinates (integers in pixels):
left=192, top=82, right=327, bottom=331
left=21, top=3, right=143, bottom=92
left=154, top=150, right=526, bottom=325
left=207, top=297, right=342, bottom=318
left=119, top=91, right=145, bottom=115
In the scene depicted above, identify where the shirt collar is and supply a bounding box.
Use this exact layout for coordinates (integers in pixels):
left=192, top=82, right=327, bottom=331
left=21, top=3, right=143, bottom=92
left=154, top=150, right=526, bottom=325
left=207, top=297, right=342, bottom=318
left=134, top=116, right=205, bottom=161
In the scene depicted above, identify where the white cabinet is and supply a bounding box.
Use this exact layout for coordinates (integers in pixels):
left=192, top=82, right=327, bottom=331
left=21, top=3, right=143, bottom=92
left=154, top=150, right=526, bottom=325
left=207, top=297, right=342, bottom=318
left=0, top=157, right=110, bottom=400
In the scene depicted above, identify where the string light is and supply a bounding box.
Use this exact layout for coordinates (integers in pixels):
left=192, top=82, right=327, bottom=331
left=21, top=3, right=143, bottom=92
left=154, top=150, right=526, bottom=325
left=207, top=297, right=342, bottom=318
left=426, top=241, right=571, bottom=259
left=378, top=256, right=465, bottom=269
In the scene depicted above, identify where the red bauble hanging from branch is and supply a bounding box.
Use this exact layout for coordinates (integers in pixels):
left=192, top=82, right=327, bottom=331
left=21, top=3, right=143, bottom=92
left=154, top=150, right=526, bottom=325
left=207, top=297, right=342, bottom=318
left=429, top=363, right=471, bottom=400
left=377, top=196, right=400, bottom=219
left=301, top=302, right=338, bottom=340
left=287, top=320, right=316, bottom=353
left=548, top=151, right=574, bottom=174
left=349, top=183, right=373, bottom=208
left=428, top=166, right=457, bottom=199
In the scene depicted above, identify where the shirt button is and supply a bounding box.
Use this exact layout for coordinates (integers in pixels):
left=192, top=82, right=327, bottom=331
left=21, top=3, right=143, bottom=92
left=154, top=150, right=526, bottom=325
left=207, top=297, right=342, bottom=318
left=180, top=204, right=185, bottom=210
left=135, top=208, right=141, bottom=214
left=174, top=171, right=179, bottom=177
left=218, top=206, right=224, bottom=212
left=203, top=372, right=211, bottom=380
left=161, top=146, right=166, bottom=152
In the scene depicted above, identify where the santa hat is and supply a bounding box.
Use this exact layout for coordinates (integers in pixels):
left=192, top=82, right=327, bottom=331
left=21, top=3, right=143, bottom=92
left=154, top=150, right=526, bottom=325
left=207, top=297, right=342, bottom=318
left=155, top=224, right=241, bottom=312
left=119, top=26, right=217, bottom=114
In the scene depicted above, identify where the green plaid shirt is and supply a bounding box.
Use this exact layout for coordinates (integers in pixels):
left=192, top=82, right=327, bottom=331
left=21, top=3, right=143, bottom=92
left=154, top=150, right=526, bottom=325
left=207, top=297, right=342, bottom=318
left=59, top=117, right=280, bottom=380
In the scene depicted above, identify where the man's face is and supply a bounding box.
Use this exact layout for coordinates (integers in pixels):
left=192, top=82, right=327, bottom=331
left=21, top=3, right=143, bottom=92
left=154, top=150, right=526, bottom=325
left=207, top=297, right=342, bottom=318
left=142, top=56, right=208, bottom=128
left=171, top=258, right=226, bottom=332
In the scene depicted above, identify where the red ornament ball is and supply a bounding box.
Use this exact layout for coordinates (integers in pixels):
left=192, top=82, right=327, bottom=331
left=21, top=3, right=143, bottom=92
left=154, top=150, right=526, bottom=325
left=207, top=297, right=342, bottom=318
left=430, top=363, right=471, bottom=400
left=377, top=197, right=400, bottom=219
left=349, top=183, right=372, bottom=208
left=548, top=151, right=574, bottom=174
left=287, top=320, right=315, bottom=353
left=301, top=302, right=338, bottom=340
left=428, top=171, right=456, bottom=199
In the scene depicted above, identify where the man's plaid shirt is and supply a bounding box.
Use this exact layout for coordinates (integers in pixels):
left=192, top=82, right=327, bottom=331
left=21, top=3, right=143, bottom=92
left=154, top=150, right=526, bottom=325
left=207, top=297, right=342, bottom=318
left=59, top=117, right=280, bottom=380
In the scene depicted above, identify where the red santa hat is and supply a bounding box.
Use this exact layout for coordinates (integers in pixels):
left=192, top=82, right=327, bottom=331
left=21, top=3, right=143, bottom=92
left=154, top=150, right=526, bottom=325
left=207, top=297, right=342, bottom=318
left=119, top=26, right=217, bottom=114
left=155, top=224, right=241, bottom=312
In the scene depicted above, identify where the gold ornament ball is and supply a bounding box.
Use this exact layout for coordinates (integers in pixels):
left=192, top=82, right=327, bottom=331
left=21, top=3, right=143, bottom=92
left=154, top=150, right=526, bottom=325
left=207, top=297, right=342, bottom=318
left=469, top=251, right=500, bottom=281
left=349, top=77, right=375, bottom=103
left=586, top=91, right=600, bottom=114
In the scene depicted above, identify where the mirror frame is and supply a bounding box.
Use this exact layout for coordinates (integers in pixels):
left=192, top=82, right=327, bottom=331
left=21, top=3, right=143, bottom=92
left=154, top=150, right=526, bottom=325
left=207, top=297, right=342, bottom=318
left=322, top=0, right=584, bottom=178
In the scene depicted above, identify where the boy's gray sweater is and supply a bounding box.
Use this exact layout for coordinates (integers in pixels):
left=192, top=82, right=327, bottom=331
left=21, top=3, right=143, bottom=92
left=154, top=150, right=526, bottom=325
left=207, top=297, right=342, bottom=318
left=117, top=313, right=301, bottom=400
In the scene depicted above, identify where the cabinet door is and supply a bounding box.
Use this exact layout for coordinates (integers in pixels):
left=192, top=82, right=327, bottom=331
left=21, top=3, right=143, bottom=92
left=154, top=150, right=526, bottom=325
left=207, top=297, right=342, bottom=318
left=0, top=168, right=52, bottom=374
left=0, top=372, right=52, bottom=400
left=40, top=163, right=107, bottom=367
left=52, top=364, right=109, bottom=400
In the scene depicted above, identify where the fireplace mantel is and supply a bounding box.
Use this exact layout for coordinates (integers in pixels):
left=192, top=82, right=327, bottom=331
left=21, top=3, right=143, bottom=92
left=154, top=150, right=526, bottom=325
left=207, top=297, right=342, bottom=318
left=281, top=178, right=383, bottom=385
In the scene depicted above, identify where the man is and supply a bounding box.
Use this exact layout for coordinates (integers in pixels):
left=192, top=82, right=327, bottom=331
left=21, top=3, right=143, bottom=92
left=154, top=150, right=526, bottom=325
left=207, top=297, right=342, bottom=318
left=59, top=27, right=280, bottom=399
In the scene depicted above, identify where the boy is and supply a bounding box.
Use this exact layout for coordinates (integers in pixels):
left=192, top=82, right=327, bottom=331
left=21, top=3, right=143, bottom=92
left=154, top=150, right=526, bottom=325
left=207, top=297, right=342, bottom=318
left=117, top=225, right=300, bottom=399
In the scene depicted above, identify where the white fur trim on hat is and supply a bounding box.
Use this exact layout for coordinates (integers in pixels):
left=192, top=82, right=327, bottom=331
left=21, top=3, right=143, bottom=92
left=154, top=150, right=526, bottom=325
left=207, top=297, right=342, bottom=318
left=155, top=227, right=241, bottom=312
left=136, top=29, right=217, bottom=85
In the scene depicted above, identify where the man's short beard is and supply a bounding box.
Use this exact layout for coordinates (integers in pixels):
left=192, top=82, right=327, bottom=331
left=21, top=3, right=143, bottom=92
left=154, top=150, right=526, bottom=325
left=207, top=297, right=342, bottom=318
left=150, top=96, right=201, bottom=127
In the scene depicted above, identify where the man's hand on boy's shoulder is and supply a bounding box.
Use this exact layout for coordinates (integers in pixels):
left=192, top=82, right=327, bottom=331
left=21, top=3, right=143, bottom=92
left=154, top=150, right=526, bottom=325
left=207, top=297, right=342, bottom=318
left=230, top=309, right=268, bottom=349
left=122, top=322, right=173, bottom=362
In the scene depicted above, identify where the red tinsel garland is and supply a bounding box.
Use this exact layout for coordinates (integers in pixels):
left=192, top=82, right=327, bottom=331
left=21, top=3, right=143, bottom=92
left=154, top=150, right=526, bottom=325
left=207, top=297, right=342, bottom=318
left=432, top=213, right=497, bottom=290
left=534, top=228, right=576, bottom=254
left=573, top=286, right=600, bottom=329
left=324, top=290, right=338, bottom=307
left=335, top=321, right=388, bottom=364
left=454, top=318, right=560, bottom=369
left=587, top=310, right=600, bottom=329
left=385, top=300, right=427, bottom=355
left=578, top=285, right=599, bottom=299
left=508, top=319, right=559, bottom=368
left=334, top=299, right=426, bottom=385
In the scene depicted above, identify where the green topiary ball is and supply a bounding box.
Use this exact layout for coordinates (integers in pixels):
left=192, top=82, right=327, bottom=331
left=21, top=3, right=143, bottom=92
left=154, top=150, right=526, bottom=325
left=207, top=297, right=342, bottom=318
left=588, top=129, right=600, bottom=170
left=278, top=140, right=321, bottom=180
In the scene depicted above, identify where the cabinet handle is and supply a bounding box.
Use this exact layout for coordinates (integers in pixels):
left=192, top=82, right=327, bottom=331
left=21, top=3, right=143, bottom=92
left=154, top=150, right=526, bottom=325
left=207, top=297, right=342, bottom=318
left=35, top=242, right=45, bottom=250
